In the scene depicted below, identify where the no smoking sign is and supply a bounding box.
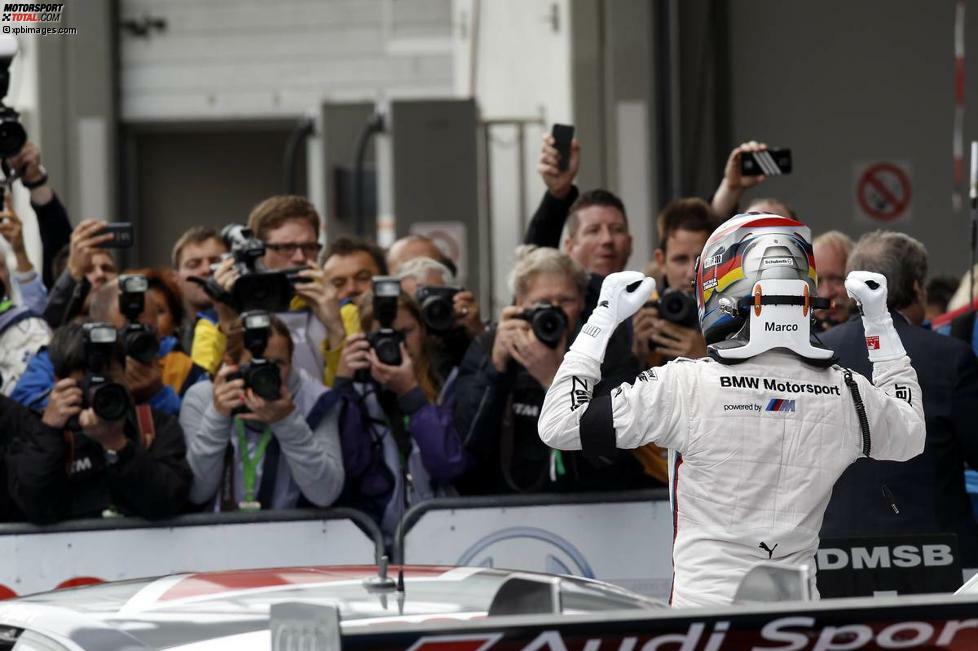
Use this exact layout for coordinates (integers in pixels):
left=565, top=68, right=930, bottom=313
left=854, top=160, right=913, bottom=223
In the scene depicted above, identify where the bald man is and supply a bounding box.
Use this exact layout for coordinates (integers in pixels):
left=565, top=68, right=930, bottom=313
left=387, top=235, right=454, bottom=275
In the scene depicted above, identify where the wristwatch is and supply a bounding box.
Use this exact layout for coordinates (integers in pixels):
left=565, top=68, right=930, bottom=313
left=21, top=165, right=48, bottom=190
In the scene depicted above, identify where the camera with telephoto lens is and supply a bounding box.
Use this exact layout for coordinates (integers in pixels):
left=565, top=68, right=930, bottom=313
left=517, top=303, right=568, bottom=349
left=645, top=288, right=699, bottom=328
left=118, top=274, right=159, bottom=365
left=221, top=224, right=305, bottom=313
left=66, top=323, right=130, bottom=431
left=0, top=37, right=25, bottom=160
left=367, top=277, right=404, bottom=366
left=415, top=285, right=460, bottom=332
left=228, top=310, right=282, bottom=410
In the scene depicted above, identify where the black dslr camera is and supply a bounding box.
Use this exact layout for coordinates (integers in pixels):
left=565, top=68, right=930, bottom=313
left=517, top=303, right=568, bottom=348
left=0, top=37, right=25, bottom=160
left=416, top=285, right=460, bottom=332
left=220, top=224, right=304, bottom=313
left=118, top=274, right=159, bottom=365
left=228, top=310, right=282, bottom=408
left=67, top=323, right=130, bottom=430
left=367, top=277, right=404, bottom=366
left=645, top=288, right=698, bottom=328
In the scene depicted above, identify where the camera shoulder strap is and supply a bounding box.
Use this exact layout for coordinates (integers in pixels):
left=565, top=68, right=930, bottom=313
left=62, top=430, right=76, bottom=476
left=135, top=404, right=156, bottom=450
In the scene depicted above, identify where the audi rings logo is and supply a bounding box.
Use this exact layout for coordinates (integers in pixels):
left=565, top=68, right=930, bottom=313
left=456, top=527, right=595, bottom=578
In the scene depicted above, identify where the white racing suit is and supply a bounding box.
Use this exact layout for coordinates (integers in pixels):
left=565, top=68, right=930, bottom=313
left=538, top=348, right=926, bottom=608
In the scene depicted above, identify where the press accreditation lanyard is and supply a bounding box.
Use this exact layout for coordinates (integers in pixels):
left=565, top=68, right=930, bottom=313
left=234, top=418, right=273, bottom=511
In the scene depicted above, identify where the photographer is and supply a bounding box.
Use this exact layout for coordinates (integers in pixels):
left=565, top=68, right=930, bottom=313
left=454, top=246, right=653, bottom=495
left=191, top=197, right=366, bottom=384
left=387, top=234, right=457, bottom=277
left=308, top=236, right=387, bottom=386
left=125, top=267, right=185, bottom=340
left=631, top=199, right=713, bottom=368
left=13, top=276, right=200, bottom=416
left=529, top=134, right=632, bottom=276
left=528, top=135, right=637, bottom=379
left=6, top=140, right=72, bottom=290
left=0, top=192, right=46, bottom=314
left=6, top=321, right=191, bottom=523
left=333, top=285, right=467, bottom=538
left=397, top=256, right=482, bottom=372
left=43, top=219, right=119, bottom=328
left=710, top=141, right=795, bottom=220
left=0, top=202, right=50, bottom=395
left=626, top=200, right=714, bottom=484
left=0, top=395, right=47, bottom=520
left=171, top=226, right=228, bottom=352
left=181, top=313, right=343, bottom=511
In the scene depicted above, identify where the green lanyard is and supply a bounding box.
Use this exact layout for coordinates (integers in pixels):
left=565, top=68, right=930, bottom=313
left=234, top=418, right=273, bottom=509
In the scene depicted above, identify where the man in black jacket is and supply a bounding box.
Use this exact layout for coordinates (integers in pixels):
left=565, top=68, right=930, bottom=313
left=529, top=134, right=632, bottom=277
left=4, top=141, right=72, bottom=289
left=820, top=231, right=978, bottom=567
left=43, top=220, right=118, bottom=328
left=6, top=321, right=191, bottom=523
left=0, top=395, right=39, bottom=520
left=455, top=246, right=651, bottom=495
left=530, top=136, right=638, bottom=370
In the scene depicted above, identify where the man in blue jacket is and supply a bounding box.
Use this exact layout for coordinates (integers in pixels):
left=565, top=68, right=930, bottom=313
left=820, top=230, right=978, bottom=567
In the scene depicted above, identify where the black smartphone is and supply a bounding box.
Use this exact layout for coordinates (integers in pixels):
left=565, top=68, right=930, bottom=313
left=740, top=148, right=792, bottom=176
left=551, top=123, right=575, bottom=172
left=96, top=222, right=134, bottom=249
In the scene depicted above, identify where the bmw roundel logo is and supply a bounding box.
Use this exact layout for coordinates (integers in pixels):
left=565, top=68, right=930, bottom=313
left=456, top=527, right=595, bottom=578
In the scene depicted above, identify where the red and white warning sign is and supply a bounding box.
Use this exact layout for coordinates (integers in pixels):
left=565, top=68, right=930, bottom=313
left=854, top=161, right=913, bottom=223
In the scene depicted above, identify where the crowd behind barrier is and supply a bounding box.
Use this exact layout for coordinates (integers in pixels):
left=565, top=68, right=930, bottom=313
left=0, top=133, right=975, bottom=600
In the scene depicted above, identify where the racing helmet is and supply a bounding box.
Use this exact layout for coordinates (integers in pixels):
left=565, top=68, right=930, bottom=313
left=694, top=213, right=833, bottom=365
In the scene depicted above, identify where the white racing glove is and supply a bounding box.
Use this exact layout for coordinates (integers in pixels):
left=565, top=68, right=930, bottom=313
left=570, top=271, right=656, bottom=363
left=845, top=270, right=906, bottom=363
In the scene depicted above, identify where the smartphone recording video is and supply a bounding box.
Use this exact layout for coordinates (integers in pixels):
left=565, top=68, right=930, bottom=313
left=740, top=148, right=792, bottom=176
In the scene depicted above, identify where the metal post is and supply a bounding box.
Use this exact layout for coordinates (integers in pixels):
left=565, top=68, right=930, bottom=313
left=516, top=123, right=527, bottom=235
left=479, top=116, right=545, bottom=313
left=480, top=122, right=495, bottom=312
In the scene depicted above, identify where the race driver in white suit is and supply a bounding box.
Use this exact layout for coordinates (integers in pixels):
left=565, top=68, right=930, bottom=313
left=538, top=213, right=926, bottom=608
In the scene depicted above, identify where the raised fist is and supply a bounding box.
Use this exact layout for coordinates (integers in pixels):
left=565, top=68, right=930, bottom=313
left=571, top=271, right=655, bottom=364
left=595, top=271, right=657, bottom=328
left=845, top=271, right=889, bottom=322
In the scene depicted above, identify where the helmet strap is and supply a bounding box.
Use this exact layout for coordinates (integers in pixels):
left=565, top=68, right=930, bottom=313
left=709, top=279, right=835, bottom=364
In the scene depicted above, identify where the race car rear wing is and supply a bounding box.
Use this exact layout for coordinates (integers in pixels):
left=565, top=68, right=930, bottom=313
left=333, top=592, right=978, bottom=651
left=270, top=565, right=977, bottom=651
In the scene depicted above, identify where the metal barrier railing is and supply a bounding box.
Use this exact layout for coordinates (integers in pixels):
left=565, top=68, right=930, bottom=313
left=0, top=507, right=384, bottom=597
left=393, top=489, right=673, bottom=599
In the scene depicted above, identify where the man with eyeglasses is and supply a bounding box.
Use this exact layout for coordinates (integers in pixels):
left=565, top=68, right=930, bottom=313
left=243, top=195, right=325, bottom=270
left=196, top=196, right=333, bottom=382
left=244, top=195, right=337, bottom=382
left=813, top=231, right=854, bottom=330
